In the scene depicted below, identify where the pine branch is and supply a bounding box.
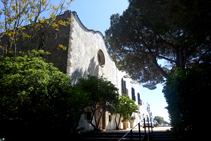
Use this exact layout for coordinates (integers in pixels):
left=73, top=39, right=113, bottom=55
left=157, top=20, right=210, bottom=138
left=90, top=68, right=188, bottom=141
left=158, top=55, right=176, bottom=63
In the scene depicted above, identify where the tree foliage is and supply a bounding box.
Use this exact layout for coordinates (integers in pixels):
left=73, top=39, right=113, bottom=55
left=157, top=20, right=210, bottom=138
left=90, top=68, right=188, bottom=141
left=105, top=0, right=211, bottom=89
left=0, top=0, right=74, bottom=55
left=76, top=75, right=119, bottom=131
left=114, top=94, right=138, bottom=129
left=164, top=0, right=211, bottom=46
left=0, top=50, right=89, bottom=138
left=118, top=94, right=138, bottom=120
left=154, top=116, right=168, bottom=124
left=162, top=56, right=211, bottom=140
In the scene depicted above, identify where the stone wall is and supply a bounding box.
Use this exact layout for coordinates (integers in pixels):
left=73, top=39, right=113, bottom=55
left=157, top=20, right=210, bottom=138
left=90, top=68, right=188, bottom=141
left=69, top=11, right=149, bottom=131
left=0, top=11, right=72, bottom=74
left=117, top=70, right=142, bottom=128
left=69, top=11, right=119, bottom=131
left=68, top=12, right=117, bottom=86
left=0, top=10, right=148, bottom=131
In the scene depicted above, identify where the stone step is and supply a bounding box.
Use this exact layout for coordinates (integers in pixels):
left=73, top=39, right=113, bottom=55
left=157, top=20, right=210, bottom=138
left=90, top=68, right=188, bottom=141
left=80, top=137, right=141, bottom=141
left=80, top=131, right=144, bottom=141
left=150, top=138, right=178, bottom=141
left=150, top=131, right=179, bottom=141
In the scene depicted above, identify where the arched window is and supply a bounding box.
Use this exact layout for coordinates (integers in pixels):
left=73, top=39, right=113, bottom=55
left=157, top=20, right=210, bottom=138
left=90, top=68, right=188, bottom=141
left=98, top=50, right=105, bottom=67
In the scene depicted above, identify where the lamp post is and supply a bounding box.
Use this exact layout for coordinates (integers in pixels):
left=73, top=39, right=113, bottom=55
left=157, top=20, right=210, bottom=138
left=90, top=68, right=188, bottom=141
left=147, top=115, right=150, bottom=135
left=150, top=114, right=153, bottom=133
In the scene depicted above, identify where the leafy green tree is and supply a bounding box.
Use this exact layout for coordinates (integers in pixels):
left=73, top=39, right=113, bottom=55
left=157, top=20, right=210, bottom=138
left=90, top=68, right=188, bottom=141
left=163, top=0, right=211, bottom=47
left=76, top=75, right=119, bottom=131
left=162, top=56, right=211, bottom=140
left=0, top=0, right=74, bottom=55
left=154, top=116, right=168, bottom=124
left=113, top=98, right=122, bottom=130
left=0, top=50, right=89, bottom=139
left=105, top=0, right=211, bottom=89
left=114, top=94, right=138, bottom=129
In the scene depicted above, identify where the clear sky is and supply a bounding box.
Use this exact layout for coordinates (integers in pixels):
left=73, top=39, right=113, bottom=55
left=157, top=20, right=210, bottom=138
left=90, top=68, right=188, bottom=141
left=69, top=0, right=170, bottom=122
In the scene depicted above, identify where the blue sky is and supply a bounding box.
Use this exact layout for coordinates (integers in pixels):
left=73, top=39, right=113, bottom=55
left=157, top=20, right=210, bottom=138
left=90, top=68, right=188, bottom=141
left=69, top=0, right=170, bottom=122
left=0, top=0, right=170, bottom=122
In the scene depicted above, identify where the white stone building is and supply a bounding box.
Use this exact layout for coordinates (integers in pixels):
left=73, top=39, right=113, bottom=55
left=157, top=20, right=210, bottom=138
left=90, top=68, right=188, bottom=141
left=67, top=11, right=150, bottom=131
left=0, top=10, right=150, bottom=131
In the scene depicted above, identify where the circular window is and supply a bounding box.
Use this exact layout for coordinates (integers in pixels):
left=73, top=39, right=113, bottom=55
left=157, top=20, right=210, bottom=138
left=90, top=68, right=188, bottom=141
left=98, top=50, right=105, bottom=67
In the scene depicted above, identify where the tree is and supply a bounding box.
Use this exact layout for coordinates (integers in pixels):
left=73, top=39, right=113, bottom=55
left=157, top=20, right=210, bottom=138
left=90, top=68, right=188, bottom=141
left=164, top=0, right=211, bottom=47
left=105, top=0, right=211, bottom=89
left=154, top=116, right=168, bottom=124
left=0, top=0, right=74, bottom=55
left=76, top=75, right=119, bottom=131
left=0, top=50, right=90, bottom=139
left=114, top=94, right=138, bottom=129
left=162, top=57, right=211, bottom=140
left=119, top=94, right=138, bottom=120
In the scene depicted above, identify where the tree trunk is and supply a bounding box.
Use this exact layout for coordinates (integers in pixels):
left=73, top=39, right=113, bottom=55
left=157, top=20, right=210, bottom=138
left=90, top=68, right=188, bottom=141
left=117, top=114, right=122, bottom=130
left=115, top=114, right=122, bottom=130
left=90, top=108, right=97, bottom=130
left=96, top=108, right=103, bottom=130
left=152, top=58, right=168, bottom=78
left=115, top=114, right=119, bottom=130
left=176, top=47, right=185, bottom=68
left=90, top=105, right=103, bottom=131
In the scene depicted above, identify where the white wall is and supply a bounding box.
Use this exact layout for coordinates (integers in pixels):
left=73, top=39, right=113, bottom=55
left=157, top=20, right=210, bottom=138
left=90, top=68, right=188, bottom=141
left=70, top=12, right=118, bottom=131
left=69, top=11, right=148, bottom=131
left=139, top=102, right=150, bottom=120
left=117, top=70, right=143, bottom=128
left=67, top=12, right=117, bottom=86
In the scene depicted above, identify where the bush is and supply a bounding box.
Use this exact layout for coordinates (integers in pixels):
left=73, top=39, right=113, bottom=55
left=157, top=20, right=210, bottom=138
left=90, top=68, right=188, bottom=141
left=77, top=75, right=119, bottom=130
left=0, top=50, right=89, bottom=138
left=163, top=61, right=211, bottom=140
left=117, top=94, right=138, bottom=120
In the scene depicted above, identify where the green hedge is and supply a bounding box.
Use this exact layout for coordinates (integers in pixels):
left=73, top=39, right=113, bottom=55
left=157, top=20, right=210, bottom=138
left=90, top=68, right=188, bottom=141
left=163, top=61, right=211, bottom=140
left=0, top=50, right=89, bottom=137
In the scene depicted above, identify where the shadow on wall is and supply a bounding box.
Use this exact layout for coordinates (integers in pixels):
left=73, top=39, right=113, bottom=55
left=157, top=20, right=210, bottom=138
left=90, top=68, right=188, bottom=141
left=77, top=115, right=94, bottom=132
left=71, top=57, right=99, bottom=84
left=106, top=122, right=112, bottom=131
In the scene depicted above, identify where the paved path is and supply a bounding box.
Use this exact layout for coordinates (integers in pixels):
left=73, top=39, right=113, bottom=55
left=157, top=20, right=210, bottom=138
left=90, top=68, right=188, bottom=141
left=104, top=127, right=172, bottom=132
left=81, top=127, right=175, bottom=141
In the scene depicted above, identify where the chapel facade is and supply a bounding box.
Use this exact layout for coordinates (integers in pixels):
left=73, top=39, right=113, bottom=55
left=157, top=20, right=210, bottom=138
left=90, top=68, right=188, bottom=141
left=0, top=10, right=150, bottom=131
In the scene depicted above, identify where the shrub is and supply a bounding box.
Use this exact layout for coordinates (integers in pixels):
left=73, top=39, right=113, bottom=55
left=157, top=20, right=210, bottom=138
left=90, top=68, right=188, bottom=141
left=163, top=61, right=211, bottom=140
left=77, top=75, right=119, bottom=130
left=0, top=50, right=89, bottom=138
